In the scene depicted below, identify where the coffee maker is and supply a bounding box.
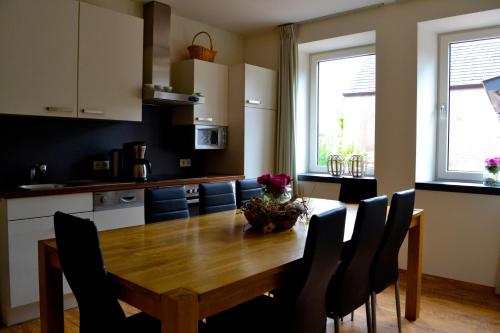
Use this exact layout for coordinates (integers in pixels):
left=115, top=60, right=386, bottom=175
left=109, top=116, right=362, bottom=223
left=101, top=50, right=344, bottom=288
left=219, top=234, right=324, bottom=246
left=123, top=142, right=152, bottom=181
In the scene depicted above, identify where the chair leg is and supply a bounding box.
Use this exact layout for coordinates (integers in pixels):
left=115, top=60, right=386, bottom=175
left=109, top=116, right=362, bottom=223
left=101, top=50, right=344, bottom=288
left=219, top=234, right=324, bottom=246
left=365, top=300, right=372, bottom=333
left=334, top=317, right=340, bottom=333
left=351, top=311, right=354, bottom=321
left=395, top=280, right=402, bottom=333
left=371, top=292, right=377, bottom=333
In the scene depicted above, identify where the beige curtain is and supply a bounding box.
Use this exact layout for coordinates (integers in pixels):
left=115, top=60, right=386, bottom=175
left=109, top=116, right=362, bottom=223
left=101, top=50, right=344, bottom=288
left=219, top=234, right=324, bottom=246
left=276, top=24, right=298, bottom=193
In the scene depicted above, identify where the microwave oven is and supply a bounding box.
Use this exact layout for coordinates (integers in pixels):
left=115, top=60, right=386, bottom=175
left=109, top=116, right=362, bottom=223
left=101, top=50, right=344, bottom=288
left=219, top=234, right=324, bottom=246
left=194, top=125, right=227, bottom=150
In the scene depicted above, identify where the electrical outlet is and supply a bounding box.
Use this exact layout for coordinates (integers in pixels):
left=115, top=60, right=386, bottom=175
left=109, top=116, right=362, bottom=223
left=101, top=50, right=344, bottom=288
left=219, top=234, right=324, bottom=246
left=93, top=160, right=110, bottom=171
left=180, top=159, right=191, bottom=167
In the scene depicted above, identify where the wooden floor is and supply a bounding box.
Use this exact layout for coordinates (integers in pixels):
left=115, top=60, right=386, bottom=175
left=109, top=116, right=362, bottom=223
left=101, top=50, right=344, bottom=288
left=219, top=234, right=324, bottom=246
left=1, top=272, right=499, bottom=333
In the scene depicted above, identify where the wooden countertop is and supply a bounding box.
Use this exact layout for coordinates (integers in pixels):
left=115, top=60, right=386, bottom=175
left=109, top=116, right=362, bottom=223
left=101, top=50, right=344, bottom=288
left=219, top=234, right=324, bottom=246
left=0, top=175, right=245, bottom=199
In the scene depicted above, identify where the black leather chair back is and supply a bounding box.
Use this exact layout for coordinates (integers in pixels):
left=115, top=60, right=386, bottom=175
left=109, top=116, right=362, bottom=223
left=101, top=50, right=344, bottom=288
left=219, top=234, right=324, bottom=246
left=371, top=189, right=415, bottom=293
left=199, top=182, right=236, bottom=214
left=236, top=179, right=263, bottom=208
left=327, top=195, right=387, bottom=317
left=288, top=207, right=346, bottom=333
left=54, top=212, right=126, bottom=333
left=338, top=178, right=377, bottom=203
left=145, top=186, right=189, bottom=223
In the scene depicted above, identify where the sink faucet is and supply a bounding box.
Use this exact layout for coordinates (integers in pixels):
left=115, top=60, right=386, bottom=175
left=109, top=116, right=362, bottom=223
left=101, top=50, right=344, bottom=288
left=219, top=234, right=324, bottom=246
left=30, top=163, right=47, bottom=184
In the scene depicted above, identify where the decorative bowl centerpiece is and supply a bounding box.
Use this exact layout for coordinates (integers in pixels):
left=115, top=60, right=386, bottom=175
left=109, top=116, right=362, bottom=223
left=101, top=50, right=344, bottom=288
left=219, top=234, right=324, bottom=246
left=241, top=173, right=307, bottom=233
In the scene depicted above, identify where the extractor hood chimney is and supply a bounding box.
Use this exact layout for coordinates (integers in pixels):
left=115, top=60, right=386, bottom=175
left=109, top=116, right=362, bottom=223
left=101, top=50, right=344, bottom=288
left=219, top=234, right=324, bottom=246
left=483, top=76, right=500, bottom=117
left=142, top=1, right=204, bottom=106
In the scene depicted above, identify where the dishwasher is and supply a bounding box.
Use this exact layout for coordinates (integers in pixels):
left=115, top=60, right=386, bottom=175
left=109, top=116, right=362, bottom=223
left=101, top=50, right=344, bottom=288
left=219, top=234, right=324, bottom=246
left=93, top=189, right=145, bottom=231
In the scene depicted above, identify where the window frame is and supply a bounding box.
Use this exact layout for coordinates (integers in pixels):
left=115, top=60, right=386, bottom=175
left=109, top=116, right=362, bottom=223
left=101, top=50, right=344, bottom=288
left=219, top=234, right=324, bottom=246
left=437, top=27, right=500, bottom=181
left=308, top=45, right=376, bottom=174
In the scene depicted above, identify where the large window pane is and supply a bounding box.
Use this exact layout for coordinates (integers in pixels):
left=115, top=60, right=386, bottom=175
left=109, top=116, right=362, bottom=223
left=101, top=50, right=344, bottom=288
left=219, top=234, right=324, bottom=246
left=447, top=37, right=500, bottom=173
left=316, top=54, right=375, bottom=172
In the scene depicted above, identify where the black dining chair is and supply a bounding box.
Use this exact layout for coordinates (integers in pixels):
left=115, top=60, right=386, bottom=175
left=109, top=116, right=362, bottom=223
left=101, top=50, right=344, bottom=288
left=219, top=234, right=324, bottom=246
left=205, top=206, right=347, bottom=333
left=235, top=179, right=263, bottom=208
left=326, top=195, right=387, bottom=333
left=145, top=186, right=189, bottom=223
left=53, top=212, right=160, bottom=333
left=370, top=189, right=416, bottom=333
left=199, top=182, right=236, bottom=214
left=338, top=178, right=377, bottom=203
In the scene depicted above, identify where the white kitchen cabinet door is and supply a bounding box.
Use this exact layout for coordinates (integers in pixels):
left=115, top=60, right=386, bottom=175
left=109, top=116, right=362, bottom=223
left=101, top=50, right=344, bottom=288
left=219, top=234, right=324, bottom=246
left=194, top=60, right=228, bottom=126
left=7, top=212, right=93, bottom=308
left=0, top=0, right=78, bottom=118
left=7, top=193, right=93, bottom=221
left=93, top=206, right=144, bottom=231
left=78, top=2, right=143, bottom=121
left=244, top=107, right=276, bottom=178
left=244, top=64, right=277, bottom=110
left=172, top=60, right=228, bottom=126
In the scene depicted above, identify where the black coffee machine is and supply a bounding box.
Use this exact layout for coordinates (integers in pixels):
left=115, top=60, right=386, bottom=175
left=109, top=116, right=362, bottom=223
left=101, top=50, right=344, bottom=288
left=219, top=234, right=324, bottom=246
left=123, top=142, right=152, bottom=181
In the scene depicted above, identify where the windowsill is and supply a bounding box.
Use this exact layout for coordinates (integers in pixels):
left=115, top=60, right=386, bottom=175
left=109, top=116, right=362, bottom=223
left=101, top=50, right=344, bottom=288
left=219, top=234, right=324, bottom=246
left=415, top=180, right=500, bottom=196
left=298, top=173, right=375, bottom=183
left=299, top=175, right=500, bottom=196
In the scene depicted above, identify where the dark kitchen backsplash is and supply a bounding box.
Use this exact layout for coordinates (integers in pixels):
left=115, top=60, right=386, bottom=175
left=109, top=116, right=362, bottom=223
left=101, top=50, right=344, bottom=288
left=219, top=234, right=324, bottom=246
left=0, top=105, right=207, bottom=186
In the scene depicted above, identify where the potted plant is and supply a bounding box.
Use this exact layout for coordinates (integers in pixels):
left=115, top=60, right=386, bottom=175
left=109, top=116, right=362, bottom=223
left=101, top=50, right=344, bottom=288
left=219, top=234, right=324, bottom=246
left=241, top=173, right=307, bottom=233
left=484, top=157, right=500, bottom=187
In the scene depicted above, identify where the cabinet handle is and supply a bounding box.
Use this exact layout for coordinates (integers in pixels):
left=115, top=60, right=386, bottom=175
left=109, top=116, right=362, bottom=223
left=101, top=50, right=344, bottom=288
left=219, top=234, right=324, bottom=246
left=246, top=99, right=261, bottom=105
left=195, top=117, right=213, bottom=122
left=46, top=107, right=73, bottom=113
left=81, top=109, right=105, bottom=115
left=120, top=196, right=136, bottom=203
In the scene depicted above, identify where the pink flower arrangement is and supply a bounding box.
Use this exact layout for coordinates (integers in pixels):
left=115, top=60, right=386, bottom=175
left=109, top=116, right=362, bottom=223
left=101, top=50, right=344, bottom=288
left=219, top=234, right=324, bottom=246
left=257, top=173, right=292, bottom=198
left=485, top=157, right=500, bottom=174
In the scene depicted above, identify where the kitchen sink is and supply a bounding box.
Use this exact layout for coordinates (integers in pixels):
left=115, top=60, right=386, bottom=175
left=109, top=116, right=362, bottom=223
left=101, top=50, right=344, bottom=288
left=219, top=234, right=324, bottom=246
left=19, top=184, right=66, bottom=190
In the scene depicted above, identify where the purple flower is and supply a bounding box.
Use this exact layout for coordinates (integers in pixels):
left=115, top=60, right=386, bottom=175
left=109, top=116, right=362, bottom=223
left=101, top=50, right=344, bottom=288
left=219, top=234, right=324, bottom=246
left=485, top=157, right=500, bottom=167
left=258, top=172, right=292, bottom=199
left=275, top=173, right=292, bottom=185
left=257, top=173, right=272, bottom=185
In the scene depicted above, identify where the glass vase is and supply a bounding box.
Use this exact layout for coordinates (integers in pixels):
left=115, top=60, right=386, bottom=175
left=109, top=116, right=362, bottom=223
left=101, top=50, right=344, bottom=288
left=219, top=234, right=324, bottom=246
left=483, top=166, right=499, bottom=187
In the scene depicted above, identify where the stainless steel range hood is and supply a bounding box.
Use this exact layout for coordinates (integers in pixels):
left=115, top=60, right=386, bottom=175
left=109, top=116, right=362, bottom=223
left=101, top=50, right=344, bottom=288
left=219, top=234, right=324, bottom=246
left=142, top=1, right=204, bottom=106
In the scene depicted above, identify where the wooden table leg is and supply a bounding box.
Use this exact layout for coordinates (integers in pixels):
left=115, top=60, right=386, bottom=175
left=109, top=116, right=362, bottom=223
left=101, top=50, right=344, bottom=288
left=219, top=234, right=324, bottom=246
left=162, top=288, right=199, bottom=333
left=405, top=213, right=424, bottom=321
left=38, top=241, right=64, bottom=333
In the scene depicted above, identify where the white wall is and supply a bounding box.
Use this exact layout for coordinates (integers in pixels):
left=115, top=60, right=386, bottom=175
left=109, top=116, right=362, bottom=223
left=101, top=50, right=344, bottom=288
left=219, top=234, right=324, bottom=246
left=170, top=15, right=244, bottom=66
left=244, top=0, right=500, bottom=287
left=81, top=0, right=244, bottom=66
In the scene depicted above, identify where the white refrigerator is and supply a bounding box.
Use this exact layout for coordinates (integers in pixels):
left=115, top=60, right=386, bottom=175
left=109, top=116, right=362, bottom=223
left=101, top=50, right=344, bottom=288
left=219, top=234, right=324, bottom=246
left=205, top=63, right=277, bottom=178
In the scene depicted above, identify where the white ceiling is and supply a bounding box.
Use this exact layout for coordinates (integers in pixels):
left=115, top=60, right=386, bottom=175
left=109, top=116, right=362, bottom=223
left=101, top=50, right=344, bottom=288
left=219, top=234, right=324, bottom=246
left=142, top=0, right=396, bottom=34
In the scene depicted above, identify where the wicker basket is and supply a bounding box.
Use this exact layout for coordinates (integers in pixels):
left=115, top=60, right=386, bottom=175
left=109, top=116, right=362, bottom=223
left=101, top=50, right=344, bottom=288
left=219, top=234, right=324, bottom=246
left=243, top=210, right=299, bottom=233
left=187, top=31, right=217, bottom=62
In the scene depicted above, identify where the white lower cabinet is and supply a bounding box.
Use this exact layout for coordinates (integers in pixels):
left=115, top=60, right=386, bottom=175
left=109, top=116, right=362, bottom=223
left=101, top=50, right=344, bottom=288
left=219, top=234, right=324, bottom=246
left=7, top=212, right=93, bottom=308
left=94, top=206, right=144, bottom=231
left=0, top=191, right=143, bottom=326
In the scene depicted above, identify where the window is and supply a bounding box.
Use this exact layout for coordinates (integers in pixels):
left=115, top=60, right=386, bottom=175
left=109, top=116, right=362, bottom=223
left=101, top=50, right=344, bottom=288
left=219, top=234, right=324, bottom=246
left=309, top=46, right=375, bottom=174
left=437, top=28, right=500, bottom=181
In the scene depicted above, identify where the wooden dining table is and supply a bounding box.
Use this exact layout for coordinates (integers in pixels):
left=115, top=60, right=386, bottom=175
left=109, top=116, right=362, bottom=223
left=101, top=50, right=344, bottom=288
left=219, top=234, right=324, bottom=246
left=38, top=198, right=424, bottom=333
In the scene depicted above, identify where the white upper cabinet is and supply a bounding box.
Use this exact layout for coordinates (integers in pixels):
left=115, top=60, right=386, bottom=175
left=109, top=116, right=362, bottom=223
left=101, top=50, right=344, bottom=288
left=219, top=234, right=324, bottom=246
left=78, top=2, right=143, bottom=121
left=244, top=64, right=277, bottom=110
left=171, top=59, right=228, bottom=126
left=0, top=1, right=143, bottom=121
left=0, top=0, right=78, bottom=117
